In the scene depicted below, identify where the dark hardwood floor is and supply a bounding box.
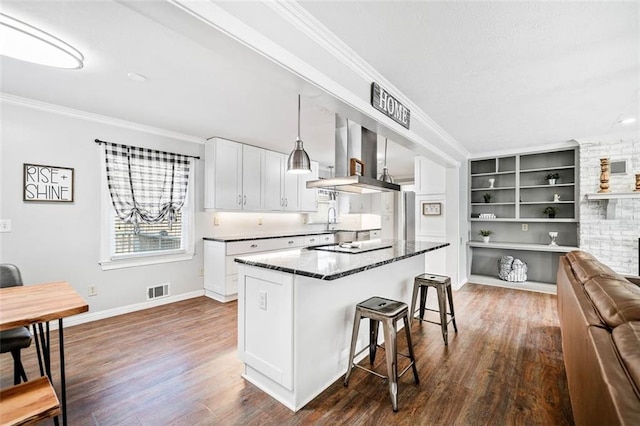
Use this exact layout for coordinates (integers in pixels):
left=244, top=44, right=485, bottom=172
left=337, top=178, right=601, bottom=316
left=0, top=283, right=574, bottom=425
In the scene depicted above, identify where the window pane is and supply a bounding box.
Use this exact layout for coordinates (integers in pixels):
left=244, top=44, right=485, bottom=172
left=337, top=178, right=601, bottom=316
left=114, top=212, right=183, bottom=254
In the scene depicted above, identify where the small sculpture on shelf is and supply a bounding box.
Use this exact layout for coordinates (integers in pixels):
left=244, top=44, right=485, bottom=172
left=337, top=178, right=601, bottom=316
left=483, top=193, right=492, bottom=203
left=488, top=178, right=495, bottom=189
left=543, top=206, right=558, bottom=218
left=546, top=173, right=559, bottom=185
left=548, top=231, right=558, bottom=246
left=553, top=193, right=561, bottom=202
left=478, top=229, right=493, bottom=243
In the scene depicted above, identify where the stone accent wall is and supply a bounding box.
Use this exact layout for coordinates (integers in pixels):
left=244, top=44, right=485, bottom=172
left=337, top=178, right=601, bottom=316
left=579, top=139, right=640, bottom=275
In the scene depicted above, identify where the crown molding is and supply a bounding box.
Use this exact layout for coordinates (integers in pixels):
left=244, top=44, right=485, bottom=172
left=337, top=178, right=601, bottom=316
left=0, top=93, right=205, bottom=144
left=171, top=0, right=460, bottom=167
left=468, top=140, right=580, bottom=160
left=265, top=1, right=469, bottom=158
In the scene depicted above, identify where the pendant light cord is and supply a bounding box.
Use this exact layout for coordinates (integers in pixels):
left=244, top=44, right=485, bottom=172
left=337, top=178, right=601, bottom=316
left=297, top=94, right=301, bottom=139
left=384, top=138, right=388, bottom=167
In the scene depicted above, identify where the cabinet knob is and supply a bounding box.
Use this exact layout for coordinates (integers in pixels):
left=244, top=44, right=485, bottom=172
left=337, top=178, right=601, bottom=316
left=238, top=195, right=242, bottom=205
left=250, top=244, right=258, bottom=248
left=288, top=240, right=294, bottom=244
left=309, top=238, right=315, bottom=242
left=285, top=198, right=288, bottom=207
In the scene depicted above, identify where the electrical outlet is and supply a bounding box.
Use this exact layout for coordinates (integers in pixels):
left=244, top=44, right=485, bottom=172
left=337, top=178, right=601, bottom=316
left=258, top=217, right=263, bottom=225
left=0, top=219, right=11, bottom=233
left=521, top=224, right=528, bottom=231
left=199, top=269, right=204, bottom=276
left=88, top=285, right=98, bottom=296
left=259, top=290, right=267, bottom=310
left=214, top=216, right=220, bottom=226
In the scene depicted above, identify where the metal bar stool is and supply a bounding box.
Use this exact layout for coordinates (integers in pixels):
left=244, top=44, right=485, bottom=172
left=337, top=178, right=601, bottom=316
left=411, top=273, right=458, bottom=345
left=344, top=296, right=419, bottom=411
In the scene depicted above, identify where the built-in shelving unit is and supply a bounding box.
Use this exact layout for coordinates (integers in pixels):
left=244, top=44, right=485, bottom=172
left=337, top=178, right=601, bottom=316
left=468, top=147, right=579, bottom=292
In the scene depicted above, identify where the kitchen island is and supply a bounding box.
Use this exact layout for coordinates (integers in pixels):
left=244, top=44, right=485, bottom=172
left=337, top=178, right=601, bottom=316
left=235, top=239, right=449, bottom=411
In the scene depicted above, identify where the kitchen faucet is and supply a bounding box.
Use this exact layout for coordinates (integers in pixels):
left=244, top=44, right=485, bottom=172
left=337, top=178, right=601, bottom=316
left=327, top=207, right=336, bottom=231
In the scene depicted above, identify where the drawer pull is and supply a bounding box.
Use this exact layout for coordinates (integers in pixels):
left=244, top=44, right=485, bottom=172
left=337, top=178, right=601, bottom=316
left=288, top=240, right=294, bottom=244
left=309, top=238, right=315, bottom=242
left=250, top=244, right=258, bottom=248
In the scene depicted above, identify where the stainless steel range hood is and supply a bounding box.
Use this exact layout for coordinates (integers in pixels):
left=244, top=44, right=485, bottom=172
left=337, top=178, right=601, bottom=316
left=306, top=115, right=401, bottom=193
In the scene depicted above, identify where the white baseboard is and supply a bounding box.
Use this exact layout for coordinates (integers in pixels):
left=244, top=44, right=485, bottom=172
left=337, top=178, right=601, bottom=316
left=62, top=290, right=205, bottom=328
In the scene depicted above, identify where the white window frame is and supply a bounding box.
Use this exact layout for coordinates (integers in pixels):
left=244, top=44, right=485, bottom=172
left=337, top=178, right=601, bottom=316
left=99, top=150, right=195, bottom=270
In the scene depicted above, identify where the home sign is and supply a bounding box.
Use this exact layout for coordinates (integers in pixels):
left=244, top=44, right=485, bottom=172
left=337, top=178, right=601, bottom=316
left=371, top=82, right=411, bottom=129
left=23, top=163, right=74, bottom=202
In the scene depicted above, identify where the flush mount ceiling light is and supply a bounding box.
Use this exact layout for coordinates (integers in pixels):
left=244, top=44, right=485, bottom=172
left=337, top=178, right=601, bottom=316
left=287, top=94, right=311, bottom=174
left=618, top=117, right=636, bottom=125
left=127, top=72, right=147, bottom=82
left=0, top=12, right=84, bottom=69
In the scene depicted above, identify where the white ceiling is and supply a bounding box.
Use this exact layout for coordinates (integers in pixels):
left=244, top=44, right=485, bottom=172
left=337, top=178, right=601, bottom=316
left=1, top=1, right=638, bottom=180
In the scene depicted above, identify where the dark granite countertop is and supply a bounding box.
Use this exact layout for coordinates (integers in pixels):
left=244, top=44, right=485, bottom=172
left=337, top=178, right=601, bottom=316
left=233, top=240, right=449, bottom=280
left=203, top=228, right=382, bottom=243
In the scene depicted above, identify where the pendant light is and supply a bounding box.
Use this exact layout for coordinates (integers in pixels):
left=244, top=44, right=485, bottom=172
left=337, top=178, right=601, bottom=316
left=287, top=94, right=311, bottom=174
left=0, top=13, right=84, bottom=69
left=379, top=138, right=394, bottom=183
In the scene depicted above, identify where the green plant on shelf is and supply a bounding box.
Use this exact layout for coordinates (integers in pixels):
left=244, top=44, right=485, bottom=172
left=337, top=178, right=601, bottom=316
left=545, top=173, right=559, bottom=180
left=483, top=193, right=492, bottom=203
left=478, top=229, right=493, bottom=237
left=543, top=206, right=559, bottom=218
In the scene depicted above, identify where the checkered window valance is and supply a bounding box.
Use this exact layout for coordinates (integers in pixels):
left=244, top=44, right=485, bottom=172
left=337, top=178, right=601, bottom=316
left=103, top=142, right=191, bottom=232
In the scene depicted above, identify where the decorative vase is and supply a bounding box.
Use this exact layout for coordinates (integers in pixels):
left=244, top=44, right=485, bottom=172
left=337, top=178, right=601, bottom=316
left=488, top=178, right=495, bottom=189
left=548, top=179, right=556, bottom=185
left=483, top=236, right=490, bottom=243
left=598, top=158, right=610, bottom=193
left=549, top=231, right=558, bottom=246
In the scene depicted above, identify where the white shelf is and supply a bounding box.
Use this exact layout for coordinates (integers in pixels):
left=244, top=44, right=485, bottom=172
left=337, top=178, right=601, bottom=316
left=470, top=218, right=578, bottom=223
left=470, top=170, right=515, bottom=177
left=586, top=192, right=640, bottom=200
left=469, top=274, right=557, bottom=294
left=470, top=202, right=516, bottom=206
left=520, top=183, right=575, bottom=189
left=467, top=241, right=578, bottom=253
left=520, top=165, right=575, bottom=173
left=519, top=201, right=575, bottom=205
left=470, top=187, right=515, bottom=191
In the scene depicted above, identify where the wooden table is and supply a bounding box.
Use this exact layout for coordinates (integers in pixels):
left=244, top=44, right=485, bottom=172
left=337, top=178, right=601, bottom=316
left=0, top=281, right=88, bottom=426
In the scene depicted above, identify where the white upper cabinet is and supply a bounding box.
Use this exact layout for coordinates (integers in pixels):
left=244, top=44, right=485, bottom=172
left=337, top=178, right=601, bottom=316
left=264, top=151, right=286, bottom=210
left=415, top=156, right=446, bottom=195
left=205, top=138, right=264, bottom=210
left=241, top=144, right=264, bottom=210
left=371, top=192, right=395, bottom=214
left=348, top=193, right=371, bottom=214
left=206, top=138, right=318, bottom=213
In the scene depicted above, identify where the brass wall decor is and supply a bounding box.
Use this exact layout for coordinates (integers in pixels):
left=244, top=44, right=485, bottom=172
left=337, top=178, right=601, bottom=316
left=598, top=158, right=610, bottom=193
left=635, top=173, right=640, bottom=192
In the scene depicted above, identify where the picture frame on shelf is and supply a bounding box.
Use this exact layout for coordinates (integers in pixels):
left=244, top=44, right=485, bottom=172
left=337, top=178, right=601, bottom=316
left=349, top=158, right=364, bottom=176
left=422, top=202, right=441, bottom=216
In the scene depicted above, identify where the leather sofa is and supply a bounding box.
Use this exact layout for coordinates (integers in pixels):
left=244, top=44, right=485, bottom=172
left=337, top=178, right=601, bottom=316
left=557, top=250, right=640, bottom=425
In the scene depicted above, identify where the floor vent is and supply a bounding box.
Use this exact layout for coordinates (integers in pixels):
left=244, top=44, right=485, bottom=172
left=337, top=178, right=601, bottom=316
left=147, top=283, right=170, bottom=300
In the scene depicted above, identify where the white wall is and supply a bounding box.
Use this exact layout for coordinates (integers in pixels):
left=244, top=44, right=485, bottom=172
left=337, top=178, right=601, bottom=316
left=0, top=101, right=205, bottom=319
left=414, top=156, right=463, bottom=288
left=579, top=139, right=640, bottom=274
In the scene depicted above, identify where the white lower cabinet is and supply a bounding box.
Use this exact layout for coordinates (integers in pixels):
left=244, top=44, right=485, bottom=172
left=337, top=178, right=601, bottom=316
left=204, top=236, right=305, bottom=302
left=303, top=233, right=335, bottom=246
